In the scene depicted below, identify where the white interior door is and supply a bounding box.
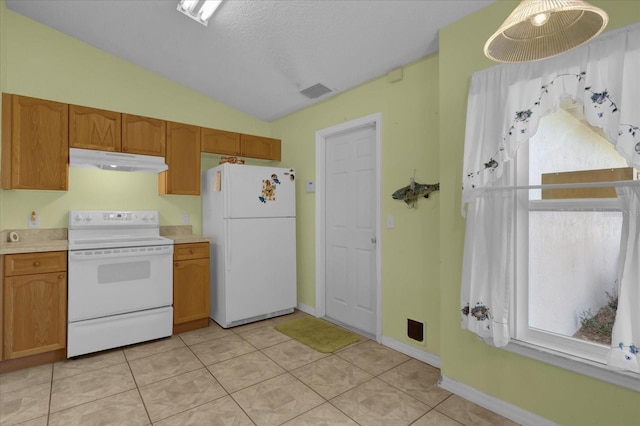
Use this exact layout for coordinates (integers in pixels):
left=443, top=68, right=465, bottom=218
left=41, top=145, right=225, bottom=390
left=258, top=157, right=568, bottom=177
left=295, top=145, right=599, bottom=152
left=324, top=123, right=377, bottom=335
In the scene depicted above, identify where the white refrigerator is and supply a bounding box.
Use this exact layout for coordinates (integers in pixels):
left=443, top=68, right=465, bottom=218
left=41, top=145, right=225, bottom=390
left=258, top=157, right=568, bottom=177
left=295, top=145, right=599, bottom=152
left=202, top=163, right=297, bottom=328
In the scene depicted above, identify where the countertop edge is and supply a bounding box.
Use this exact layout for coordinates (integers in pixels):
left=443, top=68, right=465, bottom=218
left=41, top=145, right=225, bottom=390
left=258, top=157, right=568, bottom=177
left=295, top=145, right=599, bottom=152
left=1, top=235, right=210, bottom=255
left=167, top=236, right=211, bottom=244
left=0, top=241, right=69, bottom=255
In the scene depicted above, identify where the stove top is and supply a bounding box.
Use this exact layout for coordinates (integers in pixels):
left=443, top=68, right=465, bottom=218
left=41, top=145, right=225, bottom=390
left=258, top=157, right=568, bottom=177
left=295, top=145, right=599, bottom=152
left=68, top=210, right=173, bottom=250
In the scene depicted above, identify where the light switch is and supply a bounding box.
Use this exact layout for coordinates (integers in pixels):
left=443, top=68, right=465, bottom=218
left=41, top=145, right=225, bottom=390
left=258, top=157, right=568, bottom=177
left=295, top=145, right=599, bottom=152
left=305, top=180, right=316, bottom=193
left=387, top=214, right=394, bottom=229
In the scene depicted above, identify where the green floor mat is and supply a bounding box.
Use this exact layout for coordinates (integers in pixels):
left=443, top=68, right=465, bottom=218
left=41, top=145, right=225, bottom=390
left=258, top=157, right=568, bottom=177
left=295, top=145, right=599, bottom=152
left=275, top=316, right=361, bottom=353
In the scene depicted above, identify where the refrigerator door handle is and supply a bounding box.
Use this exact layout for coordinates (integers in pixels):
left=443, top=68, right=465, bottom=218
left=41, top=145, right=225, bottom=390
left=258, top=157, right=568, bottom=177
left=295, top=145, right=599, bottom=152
left=224, top=220, right=231, bottom=269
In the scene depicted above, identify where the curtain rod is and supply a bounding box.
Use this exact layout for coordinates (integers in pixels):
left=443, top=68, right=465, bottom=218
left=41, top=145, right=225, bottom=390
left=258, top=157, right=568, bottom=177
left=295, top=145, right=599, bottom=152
left=465, top=180, right=640, bottom=192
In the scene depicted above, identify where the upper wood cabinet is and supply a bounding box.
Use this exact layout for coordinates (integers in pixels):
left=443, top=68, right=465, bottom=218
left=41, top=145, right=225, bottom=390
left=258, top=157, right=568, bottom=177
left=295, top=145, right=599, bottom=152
left=201, top=128, right=241, bottom=156
left=1, top=94, right=69, bottom=190
left=122, top=113, right=166, bottom=157
left=240, top=134, right=281, bottom=161
left=69, top=105, right=122, bottom=152
left=159, top=121, right=201, bottom=195
left=201, top=129, right=281, bottom=161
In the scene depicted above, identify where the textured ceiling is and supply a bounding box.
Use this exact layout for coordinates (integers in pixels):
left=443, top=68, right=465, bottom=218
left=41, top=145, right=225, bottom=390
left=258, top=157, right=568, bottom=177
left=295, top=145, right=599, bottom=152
left=6, top=0, right=495, bottom=122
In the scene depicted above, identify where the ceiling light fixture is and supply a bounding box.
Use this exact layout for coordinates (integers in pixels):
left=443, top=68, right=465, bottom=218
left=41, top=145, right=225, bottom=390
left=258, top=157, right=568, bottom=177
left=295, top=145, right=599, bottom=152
left=177, top=0, right=222, bottom=26
left=484, top=0, right=608, bottom=63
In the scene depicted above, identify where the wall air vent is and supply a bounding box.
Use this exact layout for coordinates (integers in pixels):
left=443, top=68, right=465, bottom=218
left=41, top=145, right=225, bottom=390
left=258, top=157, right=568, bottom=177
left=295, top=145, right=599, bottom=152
left=300, top=83, right=332, bottom=99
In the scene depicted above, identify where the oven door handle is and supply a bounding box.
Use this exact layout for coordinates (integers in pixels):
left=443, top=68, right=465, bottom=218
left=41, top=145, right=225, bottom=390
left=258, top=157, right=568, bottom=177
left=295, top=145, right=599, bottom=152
left=69, top=246, right=173, bottom=261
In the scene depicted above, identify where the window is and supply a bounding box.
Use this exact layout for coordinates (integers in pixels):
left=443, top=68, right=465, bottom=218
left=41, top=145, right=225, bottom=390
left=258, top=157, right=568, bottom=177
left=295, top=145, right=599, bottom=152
left=460, top=24, right=640, bottom=382
left=514, top=105, right=635, bottom=364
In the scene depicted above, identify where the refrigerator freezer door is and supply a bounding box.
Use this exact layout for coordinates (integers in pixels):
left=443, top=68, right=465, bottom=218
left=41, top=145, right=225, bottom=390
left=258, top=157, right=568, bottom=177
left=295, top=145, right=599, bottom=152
left=223, top=164, right=296, bottom=219
left=224, top=217, right=296, bottom=323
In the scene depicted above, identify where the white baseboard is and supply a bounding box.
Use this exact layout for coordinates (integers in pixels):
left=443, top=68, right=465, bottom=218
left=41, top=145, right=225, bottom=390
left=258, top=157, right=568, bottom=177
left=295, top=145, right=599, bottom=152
left=380, top=336, right=441, bottom=369
left=296, top=303, right=315, bottom=316
left=439, top=375, right=558, bottom=426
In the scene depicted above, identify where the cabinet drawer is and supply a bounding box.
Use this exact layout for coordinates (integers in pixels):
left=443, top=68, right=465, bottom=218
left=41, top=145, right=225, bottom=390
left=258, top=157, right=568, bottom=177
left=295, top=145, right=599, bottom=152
left=173, top=243, right=210, bottom=261
left=4, top=251, right=67, bottom=276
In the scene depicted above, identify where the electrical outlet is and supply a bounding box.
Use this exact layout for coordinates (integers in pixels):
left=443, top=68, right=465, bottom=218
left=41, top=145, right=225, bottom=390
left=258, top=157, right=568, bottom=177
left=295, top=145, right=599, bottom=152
left=387, top=214, right=394, bottom=229
left=182, top=213, right=190, bottom=225
left=28, top=212, right=40, bottom=228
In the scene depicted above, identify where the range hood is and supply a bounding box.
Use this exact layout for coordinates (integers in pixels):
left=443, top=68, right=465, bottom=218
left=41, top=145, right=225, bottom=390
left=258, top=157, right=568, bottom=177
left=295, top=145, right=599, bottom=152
left=69, top=148, right=168, bottom=173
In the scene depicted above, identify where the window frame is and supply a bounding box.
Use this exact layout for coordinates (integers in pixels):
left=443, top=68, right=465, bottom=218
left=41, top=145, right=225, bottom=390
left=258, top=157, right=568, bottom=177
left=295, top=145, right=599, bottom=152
left=513, top=141, right=623, bottom=365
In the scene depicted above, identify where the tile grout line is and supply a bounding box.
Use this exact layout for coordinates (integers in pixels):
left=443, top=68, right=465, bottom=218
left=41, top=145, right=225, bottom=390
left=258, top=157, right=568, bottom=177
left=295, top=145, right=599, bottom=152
left=2, top=312, right=483, bottom=426
left=47, top=362, right=53, bottom=426
left=125, top=344, right=155, bottom=426
left=142, top=334, right=225, bottom=425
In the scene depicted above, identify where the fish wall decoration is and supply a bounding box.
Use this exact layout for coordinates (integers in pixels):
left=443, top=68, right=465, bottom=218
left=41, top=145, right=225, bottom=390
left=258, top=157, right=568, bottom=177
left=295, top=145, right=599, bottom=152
left=392, top=178, right=440, bottom=208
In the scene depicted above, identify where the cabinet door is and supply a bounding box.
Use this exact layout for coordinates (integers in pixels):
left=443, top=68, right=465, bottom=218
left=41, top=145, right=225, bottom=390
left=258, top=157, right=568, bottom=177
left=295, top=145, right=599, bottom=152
left=173, top=258, right=210, bottom=325
left=69, top=105, right=121, bottom=151
left=159, top=121, right=201, bottom=195
left=1, top=94, right=68, bottom=190
left=201, top=128, right=240, bottom=155
left=240, top=134, right=281, bottom=161
left=122, top=113, right=166, bottom=156
left=3, top=272, right=67, bottom=359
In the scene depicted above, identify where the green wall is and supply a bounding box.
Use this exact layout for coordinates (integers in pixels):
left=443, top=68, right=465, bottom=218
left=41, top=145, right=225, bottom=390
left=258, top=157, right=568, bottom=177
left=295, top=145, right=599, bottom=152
left=438, top=1, right=639, bottom=425
left=2, top=0, right=639, bottom=423
left=271, top=56, right=441, bottom=355
left=0, top=2, right=274, bottom=233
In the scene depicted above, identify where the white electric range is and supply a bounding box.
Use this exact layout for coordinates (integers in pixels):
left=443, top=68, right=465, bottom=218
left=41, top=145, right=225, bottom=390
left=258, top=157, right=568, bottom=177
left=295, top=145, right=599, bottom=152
left=67, top=210, right=174, bottom=357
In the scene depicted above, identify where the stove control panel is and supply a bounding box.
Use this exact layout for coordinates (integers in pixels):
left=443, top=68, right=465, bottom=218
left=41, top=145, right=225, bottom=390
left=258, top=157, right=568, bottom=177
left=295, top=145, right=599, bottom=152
left=104, top=212, right=133, bottom=221
left=69, top=211, right=160, bottom=228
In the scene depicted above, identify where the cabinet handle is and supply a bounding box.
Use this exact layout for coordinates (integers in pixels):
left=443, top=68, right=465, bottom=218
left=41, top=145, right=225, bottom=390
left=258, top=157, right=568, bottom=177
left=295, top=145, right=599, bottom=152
left=123, top=147, right=128, bottom=152
left=189, top=249, right=194, bottom=254
left=175, top=262, right=179, bottom=267
left=33, top=261, right=41, bottom=266
left=58, top=274, right=64, bottom=279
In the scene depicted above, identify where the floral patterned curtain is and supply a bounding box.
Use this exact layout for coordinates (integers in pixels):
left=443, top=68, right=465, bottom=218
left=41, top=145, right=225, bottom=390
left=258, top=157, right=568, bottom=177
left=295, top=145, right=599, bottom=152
left=607, top=184, right=639, bottom=372
left=460, top=23, right=639, bottom=372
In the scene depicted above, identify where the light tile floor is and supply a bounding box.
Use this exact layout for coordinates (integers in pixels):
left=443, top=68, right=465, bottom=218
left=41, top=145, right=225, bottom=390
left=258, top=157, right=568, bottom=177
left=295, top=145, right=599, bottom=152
left=0, top=311, right=519, bottom=426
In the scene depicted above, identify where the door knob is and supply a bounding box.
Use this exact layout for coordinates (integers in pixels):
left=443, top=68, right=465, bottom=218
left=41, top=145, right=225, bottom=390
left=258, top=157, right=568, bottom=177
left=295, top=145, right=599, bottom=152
left=371, top=237, right=376, bottom=244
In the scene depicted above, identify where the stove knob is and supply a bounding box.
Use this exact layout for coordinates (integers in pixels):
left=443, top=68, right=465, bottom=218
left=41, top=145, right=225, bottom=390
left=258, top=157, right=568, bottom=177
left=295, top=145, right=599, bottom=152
left=74, top=214, right=83, bottom=222
left=83, top=216, right=92, bottom=222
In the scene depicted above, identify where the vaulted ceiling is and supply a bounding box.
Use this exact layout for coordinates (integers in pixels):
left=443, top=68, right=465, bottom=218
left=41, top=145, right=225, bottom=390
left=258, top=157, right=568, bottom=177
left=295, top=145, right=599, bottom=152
left=6, top=0, right=495, bottom=121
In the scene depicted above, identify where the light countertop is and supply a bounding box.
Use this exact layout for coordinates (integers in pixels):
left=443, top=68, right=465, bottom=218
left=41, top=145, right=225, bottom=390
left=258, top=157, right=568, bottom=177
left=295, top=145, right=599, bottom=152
left=0, top=226, right=209, bottom=255
left=165, top=234, right=210, bottom=245
left=0, top=228, right=68, bottom=255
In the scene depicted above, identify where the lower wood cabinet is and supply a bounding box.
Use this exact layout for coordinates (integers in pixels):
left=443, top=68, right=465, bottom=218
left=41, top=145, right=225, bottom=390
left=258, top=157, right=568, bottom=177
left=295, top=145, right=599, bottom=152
left=2, top=251, right=67, bottom=361
left=173, top=243, right=210, bottom=334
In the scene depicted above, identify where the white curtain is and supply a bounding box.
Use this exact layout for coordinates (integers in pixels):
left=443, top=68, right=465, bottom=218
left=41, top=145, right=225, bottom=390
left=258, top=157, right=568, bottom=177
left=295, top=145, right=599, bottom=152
left=460, top=23, right=640, bottom=372
left=460, top=187, right=514, bottom=347
left=607, top=184, right=640, bottom=372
